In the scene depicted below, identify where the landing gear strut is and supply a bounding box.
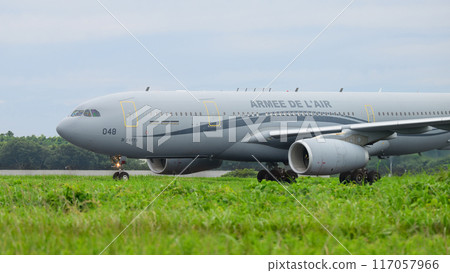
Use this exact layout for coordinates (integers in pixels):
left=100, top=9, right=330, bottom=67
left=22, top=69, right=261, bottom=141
left=111, top=155, right=129, bottom=181
left=257, top=163, right=298, bottom=183
left=339, top=168, right=380, bottom=185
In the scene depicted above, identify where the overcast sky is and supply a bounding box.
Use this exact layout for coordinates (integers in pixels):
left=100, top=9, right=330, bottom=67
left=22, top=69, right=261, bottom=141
left=1, top=0, right=450, bottom=136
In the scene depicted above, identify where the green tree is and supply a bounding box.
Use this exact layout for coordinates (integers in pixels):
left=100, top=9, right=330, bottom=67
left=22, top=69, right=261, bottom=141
left=0, top=138, right=48, bottom=169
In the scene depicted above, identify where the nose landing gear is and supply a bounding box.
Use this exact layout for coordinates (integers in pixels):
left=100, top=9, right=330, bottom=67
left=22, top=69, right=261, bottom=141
left=111, top=155, right=130, bottom=181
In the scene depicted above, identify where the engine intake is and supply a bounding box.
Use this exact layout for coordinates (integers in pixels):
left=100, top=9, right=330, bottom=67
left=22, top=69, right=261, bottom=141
left=147, top=158, right=222, bottom=175
left=288, top=138, right=369, bottom=175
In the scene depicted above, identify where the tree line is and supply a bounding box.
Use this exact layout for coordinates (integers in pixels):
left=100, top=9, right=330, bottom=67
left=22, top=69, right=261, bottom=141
left=1, top=131, right=449, bottom=173
left=0, top=131, right=147, bottom=170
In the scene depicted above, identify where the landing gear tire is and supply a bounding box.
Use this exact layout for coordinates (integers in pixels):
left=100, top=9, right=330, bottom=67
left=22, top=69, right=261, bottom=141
left=339, top=171, right=352, bottom=184
left=119, top=172, right=130, bottom=181
left=257, top=170, right=269, bottom=182
left=257, top=166, right=297, bottom=183
left=269, top=169, right=281, bottom=181
left=285, top=170, right=298, bottom=183
left=367, top=171, right=380, bottom=185
left=352, top=169, right=365, bottom=185
left=113, top=172, right=120, bottom=180
left=339, top=168, right=380, bottom=185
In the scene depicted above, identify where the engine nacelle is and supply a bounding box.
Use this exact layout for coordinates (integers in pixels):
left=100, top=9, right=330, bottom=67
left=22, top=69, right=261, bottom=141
left=288, top=138, right=369, bottom=175
left=147, top=158, right=222, bottom=175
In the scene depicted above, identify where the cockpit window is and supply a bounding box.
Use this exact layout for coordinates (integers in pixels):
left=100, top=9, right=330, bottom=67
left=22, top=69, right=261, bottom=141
left=71, top=110, right=84, bottom=117
left=71, top=109, right=100, bottom=117
left=91, top=109, right=101, bottom=117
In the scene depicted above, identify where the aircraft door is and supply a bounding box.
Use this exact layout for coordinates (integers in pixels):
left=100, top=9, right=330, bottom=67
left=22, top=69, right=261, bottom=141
left=203, top=101, right=221, bottom=127
left=120, top=101, right=139, bottom=127
left=364, top=104, right=375, bottom=123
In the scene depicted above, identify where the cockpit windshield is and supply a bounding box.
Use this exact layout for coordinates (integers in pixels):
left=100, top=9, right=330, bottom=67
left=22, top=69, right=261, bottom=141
left=71, top=110, right=84, bottom=117
left=91, top=109, right=101, bottom=117
left=71, top=109, right=101, bottom=117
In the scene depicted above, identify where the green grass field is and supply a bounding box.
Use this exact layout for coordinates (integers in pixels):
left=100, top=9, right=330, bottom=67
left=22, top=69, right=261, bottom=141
left=0, top=173, right=448, bottom=254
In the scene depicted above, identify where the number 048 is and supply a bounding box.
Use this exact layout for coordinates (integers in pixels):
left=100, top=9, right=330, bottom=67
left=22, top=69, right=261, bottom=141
left=102, top=128, right=117, bottom=135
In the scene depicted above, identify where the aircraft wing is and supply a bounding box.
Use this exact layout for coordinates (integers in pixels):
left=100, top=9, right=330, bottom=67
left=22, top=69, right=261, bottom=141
left=263, top=117, right=450, bottom=146
left=270, top=117, right=450, bottom=138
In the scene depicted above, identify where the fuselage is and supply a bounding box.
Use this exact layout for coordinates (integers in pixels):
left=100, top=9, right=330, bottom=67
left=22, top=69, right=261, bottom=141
left=56, top=90, right=450, bottom=162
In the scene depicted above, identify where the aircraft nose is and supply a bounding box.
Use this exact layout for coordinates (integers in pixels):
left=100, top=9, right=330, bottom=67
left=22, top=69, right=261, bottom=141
left=56, top=116, right=96, bottom=150
left=56, top=118, right=71, bottom=140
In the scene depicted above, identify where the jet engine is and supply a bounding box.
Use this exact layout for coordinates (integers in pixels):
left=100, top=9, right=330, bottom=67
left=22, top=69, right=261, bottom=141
left=147, top=158, right=223, bottom=175
left=288, top=138, right=369, bottom=175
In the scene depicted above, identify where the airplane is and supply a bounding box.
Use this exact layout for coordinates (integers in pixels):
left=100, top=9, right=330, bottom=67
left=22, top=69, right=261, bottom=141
left=56, top=90, right=450, bottom=184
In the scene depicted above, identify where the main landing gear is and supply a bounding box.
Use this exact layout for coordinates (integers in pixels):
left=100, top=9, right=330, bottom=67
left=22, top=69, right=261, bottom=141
left=111, top=155, right=130, bottom=181
left=257, top=163, right=298, bottom=183
left=339, top=168, right=380, bottom=185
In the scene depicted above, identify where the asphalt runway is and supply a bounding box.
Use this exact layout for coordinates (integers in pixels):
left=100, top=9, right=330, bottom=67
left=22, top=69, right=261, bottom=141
left=0, top=170, right=230, bottom=178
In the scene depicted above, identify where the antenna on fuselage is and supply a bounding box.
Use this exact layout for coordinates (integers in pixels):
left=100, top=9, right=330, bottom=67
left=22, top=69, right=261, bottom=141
left=295, top=87, right=299, bottom=92
left=339, top=88, right=343, bottom=93
left=145, top=86, right=150, bottom=91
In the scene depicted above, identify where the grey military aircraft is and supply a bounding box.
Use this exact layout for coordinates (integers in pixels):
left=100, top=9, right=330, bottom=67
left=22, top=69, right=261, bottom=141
left=56, top=90, right=450, bottom=183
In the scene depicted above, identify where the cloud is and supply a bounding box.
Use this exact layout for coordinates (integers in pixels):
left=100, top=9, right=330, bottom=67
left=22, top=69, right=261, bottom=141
left=1, top=1, right=450, bottom=45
